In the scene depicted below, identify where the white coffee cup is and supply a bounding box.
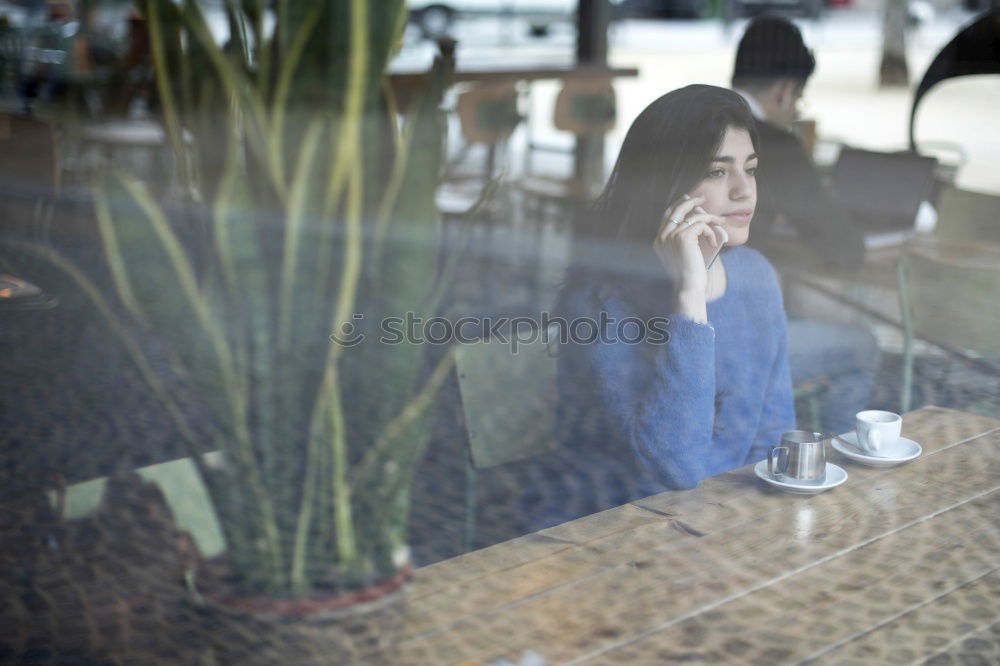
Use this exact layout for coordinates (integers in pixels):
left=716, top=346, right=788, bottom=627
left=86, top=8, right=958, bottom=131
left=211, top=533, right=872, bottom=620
left=855, top=410, right=902, bottom=455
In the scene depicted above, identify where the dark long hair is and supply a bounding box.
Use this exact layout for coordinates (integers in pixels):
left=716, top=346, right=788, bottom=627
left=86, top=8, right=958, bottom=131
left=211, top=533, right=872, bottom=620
left=559, top=84, right=758, bottom=319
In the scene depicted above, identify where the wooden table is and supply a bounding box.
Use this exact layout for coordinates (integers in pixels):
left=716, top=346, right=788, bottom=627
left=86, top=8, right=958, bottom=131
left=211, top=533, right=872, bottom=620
left=389, top=63, right=639, bottom=96
left=398, top=406, right=1000, bottom=665
left=770, top=235, right=1000, bottom=376
left=775, top=233, right=1000, bottom=290
left=388, top=62, right=638, bottom=129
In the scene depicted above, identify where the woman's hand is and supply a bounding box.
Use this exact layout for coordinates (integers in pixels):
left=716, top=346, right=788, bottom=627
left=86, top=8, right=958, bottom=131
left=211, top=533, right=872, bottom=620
left=653, top=196, right=725, bottom=323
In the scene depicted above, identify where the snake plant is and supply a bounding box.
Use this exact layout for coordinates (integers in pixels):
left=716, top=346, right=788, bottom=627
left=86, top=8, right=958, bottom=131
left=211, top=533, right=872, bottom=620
left=3, top=0, right=455, bottom=597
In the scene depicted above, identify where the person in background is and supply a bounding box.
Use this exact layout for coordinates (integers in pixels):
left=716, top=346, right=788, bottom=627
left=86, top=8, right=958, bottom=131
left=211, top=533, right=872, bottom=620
left=731, top=15, right=879, bottom=435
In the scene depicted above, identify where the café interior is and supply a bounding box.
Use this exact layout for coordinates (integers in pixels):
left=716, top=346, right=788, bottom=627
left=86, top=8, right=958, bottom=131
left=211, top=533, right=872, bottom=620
left=1, top=1, right=999, bottom=664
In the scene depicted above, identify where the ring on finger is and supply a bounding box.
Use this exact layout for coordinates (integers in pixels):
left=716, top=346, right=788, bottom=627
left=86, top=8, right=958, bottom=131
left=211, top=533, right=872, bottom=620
left=669, top=218, right=682, bottom=226
left=683, top=220, right=693, bottom=227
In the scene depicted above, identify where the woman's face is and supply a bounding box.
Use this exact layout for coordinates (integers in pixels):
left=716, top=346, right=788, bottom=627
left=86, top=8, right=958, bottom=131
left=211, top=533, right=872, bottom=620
left=686, top=126, right=758, bottom=247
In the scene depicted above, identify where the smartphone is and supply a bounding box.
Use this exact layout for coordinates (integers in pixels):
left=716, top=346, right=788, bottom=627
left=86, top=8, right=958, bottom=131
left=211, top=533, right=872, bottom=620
left=682, top=194, right=728, bottom=269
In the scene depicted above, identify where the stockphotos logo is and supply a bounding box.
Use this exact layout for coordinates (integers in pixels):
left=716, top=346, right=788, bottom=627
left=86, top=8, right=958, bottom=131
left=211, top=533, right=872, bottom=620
left=330, top=312, right=670, bottom=353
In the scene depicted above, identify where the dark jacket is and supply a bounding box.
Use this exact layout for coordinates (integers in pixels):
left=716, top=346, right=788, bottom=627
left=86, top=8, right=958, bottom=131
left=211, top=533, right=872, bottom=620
left=749, top=118, right=866, bottom=271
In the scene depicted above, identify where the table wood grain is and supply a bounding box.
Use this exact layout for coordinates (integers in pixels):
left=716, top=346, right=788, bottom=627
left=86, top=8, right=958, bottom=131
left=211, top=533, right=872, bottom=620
left=399, top=406, right=1000, bottom=665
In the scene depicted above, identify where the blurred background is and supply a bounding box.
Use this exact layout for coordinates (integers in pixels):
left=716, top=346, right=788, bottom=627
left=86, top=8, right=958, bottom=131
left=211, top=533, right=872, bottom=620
left=1, top=0, right=998, bottom=570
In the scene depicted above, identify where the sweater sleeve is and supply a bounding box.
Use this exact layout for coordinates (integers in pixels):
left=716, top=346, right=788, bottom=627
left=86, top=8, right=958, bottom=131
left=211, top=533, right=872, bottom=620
left=578, top=295, right=718, bottom=490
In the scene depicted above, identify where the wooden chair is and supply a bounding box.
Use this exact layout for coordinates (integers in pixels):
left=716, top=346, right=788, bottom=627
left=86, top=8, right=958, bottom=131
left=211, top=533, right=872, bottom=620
left=448, top=83, right=522, bottom=180
left=436, top=83, right=522, bottom=221
left=518, top=77, right=617, bottom=221
left=516, top=79, right=617, bottom=305
left=454, top=331, right=559, bottom=551
left=897, top=248, right=1000, bottom=415
left=933, top=185, right=1000, bottom=246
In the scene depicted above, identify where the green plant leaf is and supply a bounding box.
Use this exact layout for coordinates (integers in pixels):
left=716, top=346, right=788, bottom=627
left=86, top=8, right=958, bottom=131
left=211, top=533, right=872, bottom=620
left=75, top=0, right=453, bottom=596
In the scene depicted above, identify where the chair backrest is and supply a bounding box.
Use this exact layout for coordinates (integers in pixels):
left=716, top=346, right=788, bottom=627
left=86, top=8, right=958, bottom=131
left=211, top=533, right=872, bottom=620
left=455, top=335, right=559, bottom=470
left=455, top=83, right=521, bottom=145
left=553, top=77, right=616, bottom=135
left=934, top=186, right=1000, bottom=245
left=899, top=248, right=1000, bottom=358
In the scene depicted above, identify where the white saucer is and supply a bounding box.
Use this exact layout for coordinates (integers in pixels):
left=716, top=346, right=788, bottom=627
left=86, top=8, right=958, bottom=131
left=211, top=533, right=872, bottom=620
left=831, top=431, right=922, bottom=468
left=754, top=460, right=848, bottom=495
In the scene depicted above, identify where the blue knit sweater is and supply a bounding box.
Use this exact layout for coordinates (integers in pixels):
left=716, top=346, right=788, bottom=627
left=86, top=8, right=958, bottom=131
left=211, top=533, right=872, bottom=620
left=550, top=246, right=794, bottom=516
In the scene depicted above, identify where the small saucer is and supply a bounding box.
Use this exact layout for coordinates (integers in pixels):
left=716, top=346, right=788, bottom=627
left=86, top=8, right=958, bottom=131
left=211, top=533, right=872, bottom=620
left=754, top=461, right=848, bottom=495
left=832, top=431, right=922, bottom=468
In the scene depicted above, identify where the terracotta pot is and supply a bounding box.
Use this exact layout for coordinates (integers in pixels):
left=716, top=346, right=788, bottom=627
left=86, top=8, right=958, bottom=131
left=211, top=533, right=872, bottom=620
left=199, top=564, right=413, bottom=666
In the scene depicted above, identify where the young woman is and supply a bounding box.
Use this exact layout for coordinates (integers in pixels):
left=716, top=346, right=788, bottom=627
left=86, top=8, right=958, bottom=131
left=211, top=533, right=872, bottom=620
left=534, top=85, right=795, bottom=527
